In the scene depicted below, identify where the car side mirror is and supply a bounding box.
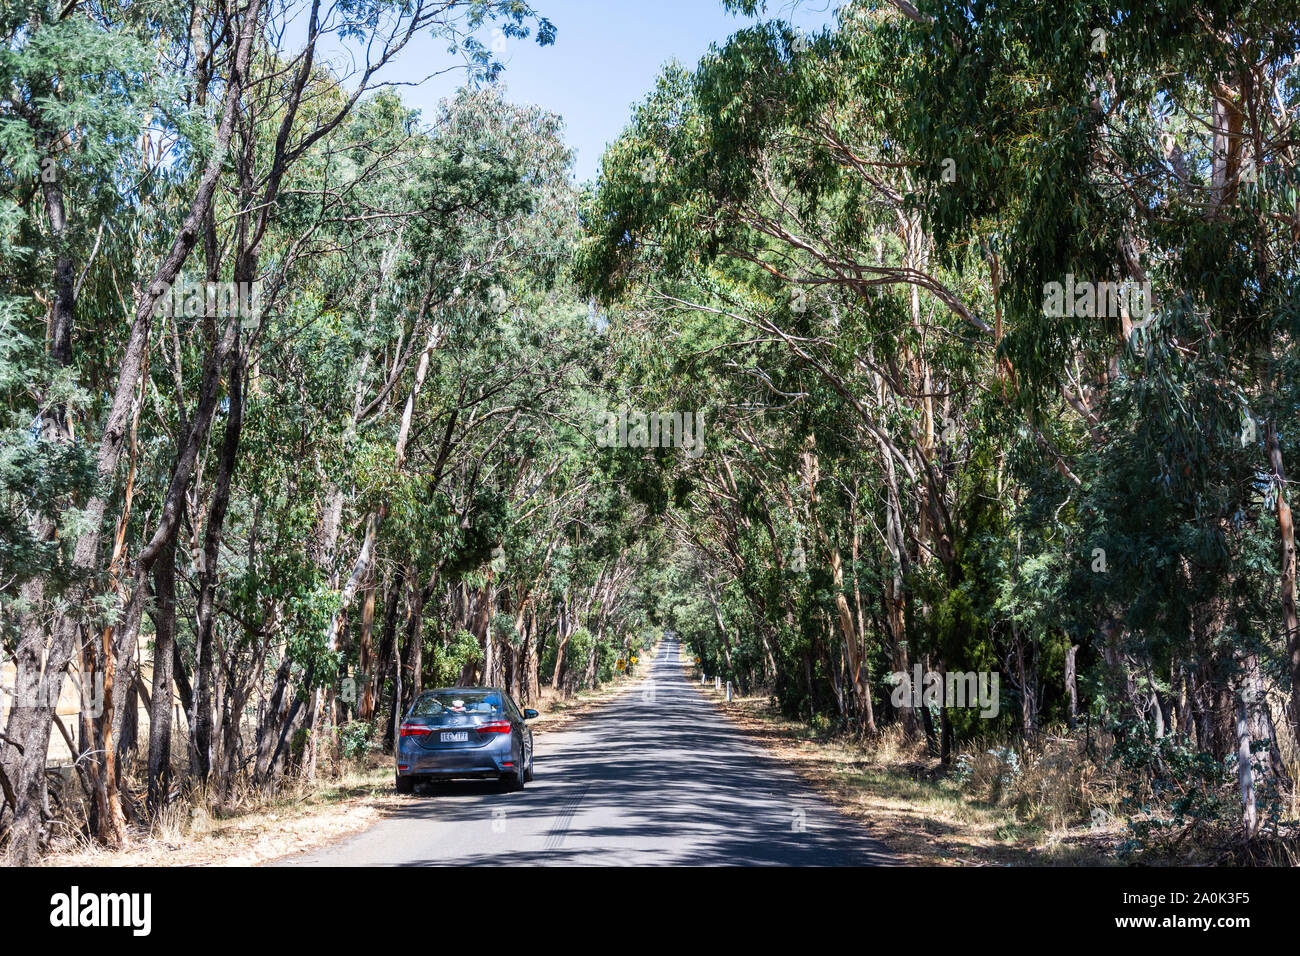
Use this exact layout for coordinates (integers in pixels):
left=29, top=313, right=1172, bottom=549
left=523, top=709, right=539, bottom=720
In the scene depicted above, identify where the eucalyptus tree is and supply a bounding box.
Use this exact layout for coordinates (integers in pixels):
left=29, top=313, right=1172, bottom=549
left=866, top=0, right=1300, bottom=829
left=579, top=0, right=1300, bottom=840
left=576, top=11, right=1003, bottom=748
left=1, top=0, right=557, bottom=861
left=2, top=0, right=268, bottom=860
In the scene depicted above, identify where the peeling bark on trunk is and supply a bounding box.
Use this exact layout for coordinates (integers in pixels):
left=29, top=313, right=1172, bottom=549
left=525, top=604, right=540, bottom=703
left=358, top=568, right=377, bottom=719
left=550, top=591, right=571, bottom=691
left=1065, top=644, right=1079, bottom=729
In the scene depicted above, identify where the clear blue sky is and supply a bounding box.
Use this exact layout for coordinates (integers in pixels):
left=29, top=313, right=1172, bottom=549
left=379, top=0, right=844, bottom=184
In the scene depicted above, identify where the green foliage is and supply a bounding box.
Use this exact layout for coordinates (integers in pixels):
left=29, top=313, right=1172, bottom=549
left=1109, top=723, right=1236, bottom=857
left=575, top=0, right=1300, bottom=857
left=336, top=720, right=374, bottom=760
left=5, top=0, right=1299, bottom=865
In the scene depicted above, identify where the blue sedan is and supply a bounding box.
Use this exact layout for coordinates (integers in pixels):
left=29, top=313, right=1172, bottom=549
left=396, top=688, right=537, bottom=794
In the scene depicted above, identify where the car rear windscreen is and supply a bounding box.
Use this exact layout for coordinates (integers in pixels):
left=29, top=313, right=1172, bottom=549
left=410, top=691, right=504, bottom=717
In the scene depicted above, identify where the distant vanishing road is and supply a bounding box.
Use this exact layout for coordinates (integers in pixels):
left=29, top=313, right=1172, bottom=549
left=278, top=638, right=893, bottom=866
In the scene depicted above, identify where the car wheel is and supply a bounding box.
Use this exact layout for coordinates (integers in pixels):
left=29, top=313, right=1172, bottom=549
left=524, top=748, right=534, bottom=783
left=507, top=743, right=526, bottom=791
left=395, top=773, right=415, bottom=795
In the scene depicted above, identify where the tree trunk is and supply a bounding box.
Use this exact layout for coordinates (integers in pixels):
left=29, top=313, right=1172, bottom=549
left=369, top=568, right=404, bottom=724
left=253, top=656, right=293, bottom=784
left=146, top=535, right=178, bottom=811
left=193, top=360, right=245, bottom=782
left=881, top=454, right=920, bottom=738
left=1236, top=694, right=1258, bottom=839
left=402, top=566, right=426, bottom=711
left=358, top=568, right=377, bottom=719
left=119, top=672, right=139, bottom=764
left=526, top=605, right=541, bottom=703
left=1065, top=644, right=1079, bottom=730
left=1265, top=423, right=1300, bottom=748
left=550, top=592, right=571, bottom=690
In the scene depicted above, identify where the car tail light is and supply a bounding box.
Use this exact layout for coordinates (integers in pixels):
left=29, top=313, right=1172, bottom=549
left=477, top=721, right=512, bottom=734
left=400, top=724, right=432, bottom=737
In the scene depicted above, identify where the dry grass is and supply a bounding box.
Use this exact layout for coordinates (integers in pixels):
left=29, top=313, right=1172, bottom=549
left=691, top=667, right=1131, bottom=864
left=40, top=759, right=399, bottom=867
left=697, top=673, right=1300, bottom=866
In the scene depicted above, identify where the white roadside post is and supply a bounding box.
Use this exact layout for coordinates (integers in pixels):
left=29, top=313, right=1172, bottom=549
left=715, top=676, right=721, bottom=691
left=726, top=681, right=732, bottom=702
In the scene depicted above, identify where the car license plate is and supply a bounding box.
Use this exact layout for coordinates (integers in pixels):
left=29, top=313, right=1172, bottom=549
left=440, top=731, right=468, bottom=742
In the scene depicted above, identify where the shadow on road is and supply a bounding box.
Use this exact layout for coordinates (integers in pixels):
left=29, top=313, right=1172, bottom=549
left=355, top=641, right=893, bottom=866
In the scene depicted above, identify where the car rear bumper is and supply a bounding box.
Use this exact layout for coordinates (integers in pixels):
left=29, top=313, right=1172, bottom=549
left=396, top=738, right=515, bottom=779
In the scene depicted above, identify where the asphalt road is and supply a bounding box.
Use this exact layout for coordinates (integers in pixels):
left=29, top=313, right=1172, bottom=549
left=279, top=638, right=893, bottom=866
